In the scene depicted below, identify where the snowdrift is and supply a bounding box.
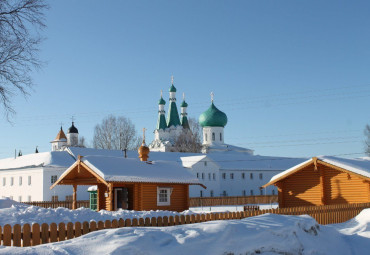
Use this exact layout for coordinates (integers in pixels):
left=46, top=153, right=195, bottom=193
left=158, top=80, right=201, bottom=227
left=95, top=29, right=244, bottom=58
left=1, top=213, right=370, bottom=255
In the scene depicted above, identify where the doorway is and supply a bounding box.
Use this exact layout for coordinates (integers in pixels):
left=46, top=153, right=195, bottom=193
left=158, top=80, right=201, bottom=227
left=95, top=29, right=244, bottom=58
left=114, top=188, right=129, bottom=211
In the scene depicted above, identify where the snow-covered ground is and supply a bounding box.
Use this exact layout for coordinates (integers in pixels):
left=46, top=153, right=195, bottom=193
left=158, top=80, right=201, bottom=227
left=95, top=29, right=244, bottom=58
left=1, top=212, right=370, bottom=254
left=0, top=198, right=277, bottom=226
left=0, top=199, right=370, bottom=254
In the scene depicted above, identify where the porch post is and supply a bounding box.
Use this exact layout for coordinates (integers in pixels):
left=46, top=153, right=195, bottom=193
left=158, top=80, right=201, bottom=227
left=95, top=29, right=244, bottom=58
left=108, top=183, right=113, bottom=211
left=73, top=184, right=77, bottom=210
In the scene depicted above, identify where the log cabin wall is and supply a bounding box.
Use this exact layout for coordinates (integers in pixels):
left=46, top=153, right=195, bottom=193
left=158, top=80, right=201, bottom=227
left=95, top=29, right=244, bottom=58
left=139, top=183, right=189, bottom=212
left=95, top=182, right=190, bottom=212
left=97, top=184, right=107, bottom=211
left=322, top=165, right=369, bottom=204
left=277, top=162, right=370, bottom=208
left=281, top=164, right=322, bottom=208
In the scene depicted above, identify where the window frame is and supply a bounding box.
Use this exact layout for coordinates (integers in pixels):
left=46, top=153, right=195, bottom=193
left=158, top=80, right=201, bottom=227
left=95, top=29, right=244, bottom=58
left=157, top=187, right=172, bottom=206
left=51, top=175, right=57, bottom=184
left=19, top=176, right=22, bottom=186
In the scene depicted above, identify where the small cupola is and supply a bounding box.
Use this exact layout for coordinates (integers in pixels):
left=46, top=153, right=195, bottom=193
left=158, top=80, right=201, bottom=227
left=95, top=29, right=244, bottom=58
left=68, top=122, right=79, bottom=134
left=138, top=128, right=149, bottom=161
left=67, top=120, right=79, bottom=147
left=51, top=126, right=68, bottom=151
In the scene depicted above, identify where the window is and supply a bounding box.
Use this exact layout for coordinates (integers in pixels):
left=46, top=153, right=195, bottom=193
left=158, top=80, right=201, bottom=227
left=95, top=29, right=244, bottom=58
left=260, top=189, right=263, bottom=195
left=52, top=196, right=58, bottom=202
left=250, top=173, right=253, bottom=180
left=197, top=173, right=199, bottom=178
left=200, top=190, right=203, bottom=197
left=212, top=132, right=215, bottom=141
left=205, top=133, right=207, bottom=141
left=19, top=176, right=22, bottom=186
left=51, top=175, right=57, bottom=184
left=213, top=173, right=216, bottom=180
left=272, top=190, right=275, bottom=195
left=230, top=173, right=234, bottom=179
left=220, top=133, right=222, bottom=141
left=210, top=190, right=214, bottom=197
left=28, top=176, right=31, bottom=185
left=204, top=161, right=207, bottom=166
left=28, top=196, right=31, bottom=202
left=250, top=190, right=254, bottom=196
left=2, top=177, right=5, bottom=186
left=222, top=173, right=226, bottom=179
left=259, top=173, right=263, bottom=180
left=242, top=173, right=245, bottom=179
left=202, top=173, right=205, bottom=179
left=242, top=190, right=246, bottom=196
left=222, top=190, right=227, bottom=196
left=10, top=177, right=13, bottom=186
left=18, top=196, right=22, bottom=202
left=157, top=187, right=172, bottom=206
left=208, top=173, right=211, bottom=180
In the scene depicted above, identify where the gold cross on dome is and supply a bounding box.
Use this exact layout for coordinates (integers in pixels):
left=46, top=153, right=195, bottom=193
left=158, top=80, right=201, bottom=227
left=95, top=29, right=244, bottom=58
left=183, top=92, right=185, bottom=100
left=142, top=128, right=147, bottom=141
left=71, top=116, right=75, bottom=122
left=211, top=92, right=214, bottom=102
left=160, top=89, right=163, bottom=97
left=171, top=75, right=174, bottom=85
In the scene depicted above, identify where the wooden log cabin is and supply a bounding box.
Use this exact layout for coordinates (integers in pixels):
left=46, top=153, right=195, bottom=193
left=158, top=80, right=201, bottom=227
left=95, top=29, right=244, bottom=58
left=51, top=142, right=204, bottom=212
left=262, top=156, right=370, bottom=208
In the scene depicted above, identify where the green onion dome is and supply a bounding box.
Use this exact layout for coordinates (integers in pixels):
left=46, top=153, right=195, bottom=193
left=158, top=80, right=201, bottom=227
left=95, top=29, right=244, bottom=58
left=180, top=100, right=188, bottom=107
left=199, top=102, right=228, bottom=127
left=169, top=84, right=177, bottom=92
left=159, top=96, right=166, bottom=105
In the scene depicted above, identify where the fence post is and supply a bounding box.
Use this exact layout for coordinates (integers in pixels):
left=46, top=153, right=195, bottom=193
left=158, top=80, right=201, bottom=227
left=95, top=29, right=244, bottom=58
left=74, top=222, right=82, bottom=237
left=13, top=224, right=21, bottom=247
left=66, top=222, right=74, bottom=239
left=49, top=223, right=58, bottom=243
left=41, top=223, right=49, bottom=244
left=22, top=224, right=31, bottom=247
left=58, top=222, right=66, bottom=241
left=32, top=223, right=40, bottom=246
left=83, top=221, right=90, bottom=234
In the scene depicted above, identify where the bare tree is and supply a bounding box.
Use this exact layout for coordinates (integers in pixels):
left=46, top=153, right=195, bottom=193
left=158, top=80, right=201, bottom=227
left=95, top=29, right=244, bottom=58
left=174, top=117, right=202, bottom=153
left=0, top=0, right=48, bottom=117
left=93, top=115, right=141, bottom=150
left=364, top=124, right=370, bottom=156
left=78, top=136, right=86, bottom=148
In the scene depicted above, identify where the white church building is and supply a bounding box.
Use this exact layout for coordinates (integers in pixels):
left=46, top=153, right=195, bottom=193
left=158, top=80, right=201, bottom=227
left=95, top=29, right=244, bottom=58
left=0, top=123, right=89, bottom=202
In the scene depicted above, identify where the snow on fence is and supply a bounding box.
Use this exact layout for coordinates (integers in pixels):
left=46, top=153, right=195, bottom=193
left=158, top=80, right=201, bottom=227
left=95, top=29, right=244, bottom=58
left=23, top=200, right=89, bottom=209
left=189, top=195, right=278, bottom=207
left=0, top=202, right=369, bottom=247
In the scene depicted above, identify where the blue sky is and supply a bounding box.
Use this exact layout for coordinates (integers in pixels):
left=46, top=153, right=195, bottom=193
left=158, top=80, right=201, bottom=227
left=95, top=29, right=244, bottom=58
left=1, top=0, right=370, bottom=159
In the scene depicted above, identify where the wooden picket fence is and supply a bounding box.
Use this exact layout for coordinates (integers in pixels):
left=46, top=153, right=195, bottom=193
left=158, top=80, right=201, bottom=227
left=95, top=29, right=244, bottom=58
left=23, top=200, right=89, bottom=209
left=1, top=202, right=369, bottom=247
left=189, top=195, right=278, bottom=207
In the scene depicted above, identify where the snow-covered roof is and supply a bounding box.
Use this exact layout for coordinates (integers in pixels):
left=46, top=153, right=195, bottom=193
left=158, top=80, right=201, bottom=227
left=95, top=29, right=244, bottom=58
left=80, top=155, right=200, bottom=185
left=66, top=147, right=200, bottom=161
left=87, top=185, right=97, bottom=192
left=67, top=147, right=306, bottom=172
left=265, top=156, right=370, bottom=186
left=0, top=151, right=75, bottom=170
left=182, top=151, right=307, bottom=171
left=319, top=156, right=370, bottom=179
